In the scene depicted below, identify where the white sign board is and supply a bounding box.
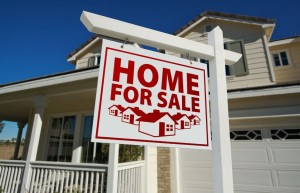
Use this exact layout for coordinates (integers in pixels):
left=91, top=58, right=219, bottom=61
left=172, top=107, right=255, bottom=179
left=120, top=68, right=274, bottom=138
left=92, top=39, right=211, bottom=149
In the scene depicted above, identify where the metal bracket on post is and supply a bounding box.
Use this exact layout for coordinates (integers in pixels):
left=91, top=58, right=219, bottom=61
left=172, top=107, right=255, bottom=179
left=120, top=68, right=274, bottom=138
left=208, top=27, right=235, bottom=193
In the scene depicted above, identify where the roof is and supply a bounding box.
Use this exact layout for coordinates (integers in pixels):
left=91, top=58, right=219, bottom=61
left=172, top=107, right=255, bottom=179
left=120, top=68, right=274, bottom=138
left=0, top=65, right=99, bottom=88
left=269, top=35, right=300, bottom=47
left=188, top=115, right=200, bottom=121
left=174, top=11, right=276, bottom=35
left=108, top=104, right=125, bottom=112
left=171, top=113, right=189, bottom=121
left=124, top=107, right=145, bottom=116
left=137, top=111, right=177, bottom=123
left=67, top=34, right=99, bottom=60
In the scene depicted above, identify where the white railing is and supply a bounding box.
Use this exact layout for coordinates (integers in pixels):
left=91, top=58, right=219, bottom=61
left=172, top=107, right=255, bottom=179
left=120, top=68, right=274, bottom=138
left=117, top=161, right=144, bottom=193
left=28, top=161, right=108, bottom=193
left=0, top=160, right=26, bottom=193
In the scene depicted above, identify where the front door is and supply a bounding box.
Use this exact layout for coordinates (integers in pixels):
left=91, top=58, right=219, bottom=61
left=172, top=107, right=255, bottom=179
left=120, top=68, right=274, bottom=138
left=114, top=110, right=118, bottom=116
left=159, top=122, right=165, bottom=136
left=181, top=120, right=184, bottom=129
left=130, top=114, right=134, bottom=124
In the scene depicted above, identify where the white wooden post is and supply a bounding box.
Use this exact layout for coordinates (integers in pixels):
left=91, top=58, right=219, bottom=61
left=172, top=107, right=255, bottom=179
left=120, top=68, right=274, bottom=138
left=208, top=27, right=234, bottom=193
left=107, top=143, right=119, bottom=193
left=20, top=96, right=48, bottom=193
left=144, top=146, right=157, bottom=193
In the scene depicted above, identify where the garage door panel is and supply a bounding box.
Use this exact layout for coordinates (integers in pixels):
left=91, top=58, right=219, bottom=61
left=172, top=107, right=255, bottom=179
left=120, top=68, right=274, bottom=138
left=232, top=147, right=269, bottom=164
left=180, top=149, right=212, bottom=163
left=272, top=147, right=300, bottom=164
left=276, top=170, right=300, bottom=188
left=181, top=167, right=213, bottom=183
left=233, top=169, right=274, bottom=187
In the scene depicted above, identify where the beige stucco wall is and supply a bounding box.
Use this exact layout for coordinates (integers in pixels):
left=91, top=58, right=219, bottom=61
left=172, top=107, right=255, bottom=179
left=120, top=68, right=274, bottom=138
left=269, top=41, right=300, bottom=83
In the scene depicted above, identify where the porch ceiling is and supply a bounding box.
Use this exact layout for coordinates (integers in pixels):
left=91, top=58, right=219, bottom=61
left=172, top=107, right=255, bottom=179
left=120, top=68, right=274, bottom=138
left=0, top=77, right=98, bottom=122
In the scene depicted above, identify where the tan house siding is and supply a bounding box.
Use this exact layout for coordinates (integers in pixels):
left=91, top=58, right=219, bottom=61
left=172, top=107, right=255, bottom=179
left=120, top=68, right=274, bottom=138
left=157, top=147, right=171, bottom=193
left=75, top=43, right=101, bottom=69
left=179, top=19, right=274, bottom=90
left=269, top=41, right=300, bottom=83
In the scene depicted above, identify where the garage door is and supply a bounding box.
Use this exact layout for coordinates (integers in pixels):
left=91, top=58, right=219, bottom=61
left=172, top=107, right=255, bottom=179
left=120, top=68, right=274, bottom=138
left=179, top=128, right=300, bottom=193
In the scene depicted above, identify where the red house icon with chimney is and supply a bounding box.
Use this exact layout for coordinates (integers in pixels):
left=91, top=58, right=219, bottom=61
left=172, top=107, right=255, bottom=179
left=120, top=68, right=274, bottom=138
left=189, top=115, right=201, bottom=125
left=108, top=104, right=125, bottom=117
left=137, top=110, right=177, bottom=137
left=122, top=107, right=145, bottom=125
left=172, top=113, right=191, bottom=130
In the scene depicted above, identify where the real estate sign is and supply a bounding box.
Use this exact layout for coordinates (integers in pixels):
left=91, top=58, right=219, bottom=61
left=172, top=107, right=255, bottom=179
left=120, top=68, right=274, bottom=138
left=92, top=39, right=211, bottom=149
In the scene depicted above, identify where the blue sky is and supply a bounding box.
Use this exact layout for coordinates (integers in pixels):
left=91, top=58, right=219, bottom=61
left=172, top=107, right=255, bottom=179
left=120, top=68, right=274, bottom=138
left=0, top=0, right=299, bottom=139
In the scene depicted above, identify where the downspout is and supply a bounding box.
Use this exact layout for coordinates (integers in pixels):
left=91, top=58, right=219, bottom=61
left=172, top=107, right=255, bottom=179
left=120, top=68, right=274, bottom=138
left=262, top=29, right=276, bottom=83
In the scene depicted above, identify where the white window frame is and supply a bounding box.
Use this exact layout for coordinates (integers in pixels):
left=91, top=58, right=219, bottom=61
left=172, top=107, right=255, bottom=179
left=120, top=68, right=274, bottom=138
left=45, top=113, right=78, bottom=162
left=271, top=49, right=292, bottom=68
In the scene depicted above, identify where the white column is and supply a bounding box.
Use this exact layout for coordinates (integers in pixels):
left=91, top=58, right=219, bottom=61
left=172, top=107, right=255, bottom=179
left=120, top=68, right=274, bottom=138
left=170, top=148, right=181, bottom=193
left=20, top=96, right=48, bottom=193
left=13, top=122, right=26, bottom=160
left=107, top=143, right=119, bottom=193
left=208, top=27, right=234, bottom=193
left=144, top=146, right=157, bottom=193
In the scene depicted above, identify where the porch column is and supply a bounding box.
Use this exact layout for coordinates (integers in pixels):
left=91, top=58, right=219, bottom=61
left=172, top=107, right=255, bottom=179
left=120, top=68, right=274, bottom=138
left=107, top=143, right=119, bottom=193
left=144, top=146, right=157, bottom=193
left=20, top=96, right=48, bottom=193
left=13, top=122, right=26, bottom=160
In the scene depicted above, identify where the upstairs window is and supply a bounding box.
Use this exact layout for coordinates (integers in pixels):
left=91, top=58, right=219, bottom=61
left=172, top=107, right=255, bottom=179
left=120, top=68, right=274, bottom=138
left=272, top=50, right=291, bottom=67
left=224, top=40, right=249, bottom=76
left=87, top=55, right=101, bottom=67
left=184, top=40, right=248, bottom=77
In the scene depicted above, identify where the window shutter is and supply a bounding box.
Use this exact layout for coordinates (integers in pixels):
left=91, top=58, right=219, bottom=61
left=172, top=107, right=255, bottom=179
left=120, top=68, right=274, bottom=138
left=225, top=40, right=248, bottom=76
left=88, top=56, right=95, bottom=67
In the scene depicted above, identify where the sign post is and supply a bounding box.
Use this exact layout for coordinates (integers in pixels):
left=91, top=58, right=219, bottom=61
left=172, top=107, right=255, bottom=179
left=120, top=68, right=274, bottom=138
left=208, top=27, right=234, bottom=193
left=80, top=11, right=240, bottom=193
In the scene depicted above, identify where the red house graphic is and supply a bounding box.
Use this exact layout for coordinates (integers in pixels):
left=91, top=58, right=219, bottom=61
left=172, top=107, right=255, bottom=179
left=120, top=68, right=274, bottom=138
left=108, top=104, right=125, bottom=117
left=137, top=110, right=177, bottom=137
left=172, top=113, right=191, bottom=130
left=189, top=115, right=201, bottom=125
left=122, top=107, right=145, bottom=125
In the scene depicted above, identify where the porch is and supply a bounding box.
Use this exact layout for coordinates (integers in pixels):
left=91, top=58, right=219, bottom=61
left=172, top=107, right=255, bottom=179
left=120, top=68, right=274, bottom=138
left=0, top=159, right=145, bottom=193
left=0, top=69, right=157, bottom=193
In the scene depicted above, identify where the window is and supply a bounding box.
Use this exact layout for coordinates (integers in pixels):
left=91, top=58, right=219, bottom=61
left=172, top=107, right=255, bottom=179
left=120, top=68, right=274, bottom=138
left=224, top=40, right=248, bottom=76
left=166, top=124, right=173, bottom=132
left=124, top=114, right=129, bottom=120
left=110, top=109, right=114, bottom=114
left=230, top=130, right=262, bottom=141
left=87, top=55, right=101, bottom=67
left=272, top=50, right=291, bottom=67
left=200, top=58, right=231, bottom=77
left=81, top=115, right=109, bottom=163
left=271, top=129, right=300, bottom=140
left=185, top=122, right=189, bottom=126
left=47, top=116, right=76, bottom=162
left=205, top=24, right=214, bottom=33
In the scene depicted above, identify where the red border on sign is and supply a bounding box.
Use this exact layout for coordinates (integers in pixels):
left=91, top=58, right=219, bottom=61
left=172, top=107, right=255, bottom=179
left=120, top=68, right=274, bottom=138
left=95, top=47, right=209, bottom=147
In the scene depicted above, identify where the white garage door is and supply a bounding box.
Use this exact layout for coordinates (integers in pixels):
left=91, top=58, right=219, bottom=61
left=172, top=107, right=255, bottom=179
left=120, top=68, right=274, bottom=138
left=179, top=128, right=300, bottom=193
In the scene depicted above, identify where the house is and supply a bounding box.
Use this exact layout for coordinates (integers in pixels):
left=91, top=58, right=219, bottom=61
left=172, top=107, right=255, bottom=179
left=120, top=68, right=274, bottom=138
left=0, top=10, right=300, bottom=193
left=121, top=107, right=145, bottom=125
left=171, top=113, right=191, bottom=129
left=188, top=114, right=201, bottom=125
left=108, top=104, right=125, bottom=117
left=162, top=11, right=300, bottom=193
left=137, top=110, right=177, bottom=137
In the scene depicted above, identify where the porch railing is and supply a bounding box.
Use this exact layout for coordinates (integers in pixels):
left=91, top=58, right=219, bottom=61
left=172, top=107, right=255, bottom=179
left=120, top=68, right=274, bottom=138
left=28, top=161, right=108, bottom=193
left=117, top=161, right=144, bottom=193
left=0, top=160, right=26, bottom=193
left=0, top=160, right=145, bottom=193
